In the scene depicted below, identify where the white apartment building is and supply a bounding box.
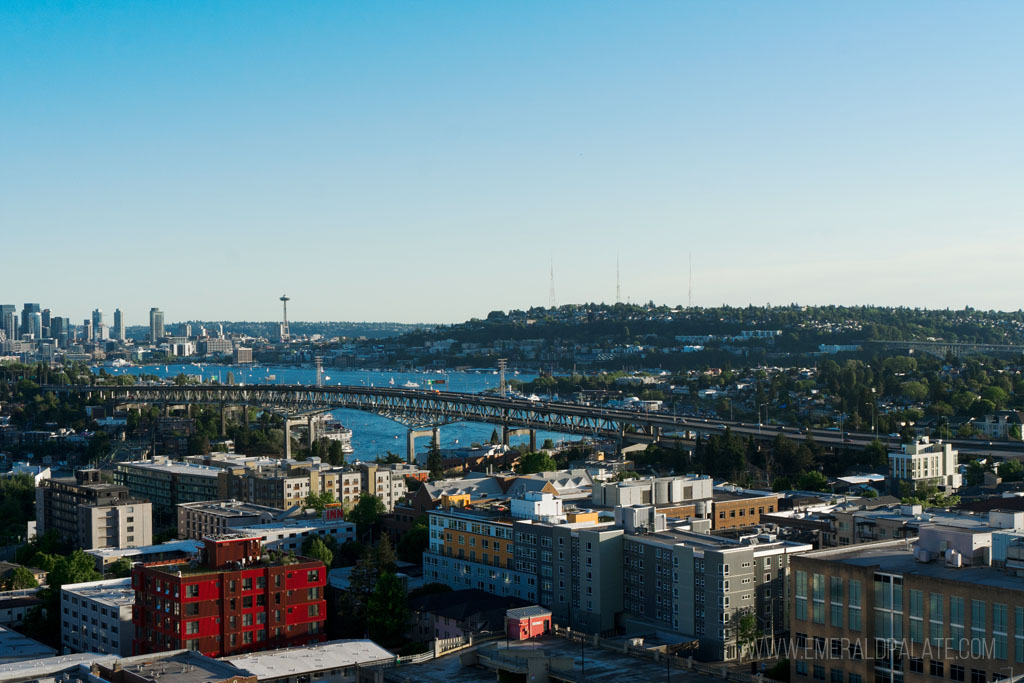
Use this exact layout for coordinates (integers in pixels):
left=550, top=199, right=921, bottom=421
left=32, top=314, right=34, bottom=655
left=232, top=518, right=357, bottom=553
left=888, top=436, right=961, bottom=490
left=60, top=578, right=134, bottom=656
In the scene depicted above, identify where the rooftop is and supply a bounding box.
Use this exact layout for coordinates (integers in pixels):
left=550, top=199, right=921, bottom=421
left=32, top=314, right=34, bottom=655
left=807, top=541, right=1024, bottom=591
left=61, top=577, right=134, bottom=608
left=177, top=499, right=288, bottom=518
left=116, top=649, right=249, bottom=683
left=0, top=653, right=117, bottom=683
left=0, top=625, right=57, bottom=664
left=118, top=460, right=221, bottom=477
left=223, top=639, right=393, bottom=678
left=87, top=539, right=204, bottom=561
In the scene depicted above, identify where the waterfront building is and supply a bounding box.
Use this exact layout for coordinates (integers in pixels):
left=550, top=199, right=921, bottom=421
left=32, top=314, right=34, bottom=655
left=149, top=307, right=164, bottom=342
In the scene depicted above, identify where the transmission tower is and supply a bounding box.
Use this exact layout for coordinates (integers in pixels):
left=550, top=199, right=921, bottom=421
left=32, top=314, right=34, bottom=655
left=548, top=261, right=556, bottom=308
left=616, top=255, right=621, bottom=303
left=688, top=253, right=693, bottom=308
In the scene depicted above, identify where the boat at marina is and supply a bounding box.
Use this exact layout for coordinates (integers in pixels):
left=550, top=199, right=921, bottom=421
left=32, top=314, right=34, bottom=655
left=403, top=380, right=420, bottom=388
left=314, top=415, right=354, bottom=452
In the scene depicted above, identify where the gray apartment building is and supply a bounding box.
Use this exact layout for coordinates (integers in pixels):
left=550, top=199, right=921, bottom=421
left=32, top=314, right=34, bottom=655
left=176, top=500, right=291, bottom=540
left=115, top=459, right=221, bottom=524
left=36, top=469, right=153, bottom=550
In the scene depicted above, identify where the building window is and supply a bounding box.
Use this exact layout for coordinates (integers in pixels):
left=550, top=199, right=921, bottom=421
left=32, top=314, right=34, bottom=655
left=849, top=675, right=862, bottom=683
left=796, top=662, right=808, bottom=677
left=812, top=573, right=825, bottom=625
left=930, top=593, right=945, bottom=646
left=813, top=665, right=825, bottom=681
left=830, top=576, right=843, bottom=627
left=930, top=661, right=944, bottom=678
left=951, top=596, right=965, bottom=648
left=971, top=669, right=986, bottom=683
left=971, top=600, right=986, bottom=656
left=951, top=665, right=965, bottom=682
left=795, top=571, right=807, bottom=621
left=910, top=658, right=924, bottom=674
left=831, top=670, right=843, bottom=683
left=848, top=579, right=861, bottom=631
left=185, top=585, right=199, bottom=598
left=185, top=621, right=198, bottom=634
left=994, top=603, right=1007, bottom=660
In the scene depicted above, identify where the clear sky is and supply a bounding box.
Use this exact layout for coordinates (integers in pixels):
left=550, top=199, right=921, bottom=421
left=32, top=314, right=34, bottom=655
left=2, top=2, right=1022, bottom=325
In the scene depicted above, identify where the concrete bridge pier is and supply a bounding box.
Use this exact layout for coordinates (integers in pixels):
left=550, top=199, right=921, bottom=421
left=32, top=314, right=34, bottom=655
left=504, top=427, right=537, bottom=451
left=220, top=402, right=227, bottom=437
left=307, top=415, right=316, bottom=448
left=283, top=417, right=304, bottom=460
left=407, top=427, right=437, bottom=464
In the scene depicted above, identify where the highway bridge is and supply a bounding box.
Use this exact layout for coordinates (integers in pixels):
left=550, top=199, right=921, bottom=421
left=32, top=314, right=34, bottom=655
left=45, top=383, right=1024, bottom=461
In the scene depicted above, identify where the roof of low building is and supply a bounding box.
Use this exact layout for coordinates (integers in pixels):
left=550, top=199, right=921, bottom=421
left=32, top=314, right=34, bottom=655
left=224, top=639, right=393, bottom=678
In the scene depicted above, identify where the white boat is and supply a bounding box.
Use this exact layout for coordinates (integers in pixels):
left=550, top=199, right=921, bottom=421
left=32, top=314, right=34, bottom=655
left=389, top=377, right=395, bottom=386
left=315, top=415, right=354, bottom=452
left=403, top=381, right=420, bottom=388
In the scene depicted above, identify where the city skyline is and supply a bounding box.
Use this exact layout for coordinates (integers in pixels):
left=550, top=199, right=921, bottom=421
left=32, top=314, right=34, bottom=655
left=3, top=2, right=1023, bottom=323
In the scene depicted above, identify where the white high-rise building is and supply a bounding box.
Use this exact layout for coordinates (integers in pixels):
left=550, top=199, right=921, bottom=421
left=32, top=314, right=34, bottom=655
left=889, top=436, right=961, bottom=490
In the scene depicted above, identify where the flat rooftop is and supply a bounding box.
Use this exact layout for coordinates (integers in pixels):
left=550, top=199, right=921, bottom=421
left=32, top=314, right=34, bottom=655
left=0, top=653, right=117, bottom=683
left=393, top=636, right=730, bottom=683
left=118, top=461, right=221, bottom=477
left=116, top=650, right=246, bottom=683
left=224, top=639, right=392, bottom=677
left=62, top=577, right=134, bottom=607
left=178, top=499, right=286, bottom=518
left=811, top=542, right=1024, bottom=592
left=87, top=539, right=204, bottom=561
left=0, top=625, right=57, bottom=664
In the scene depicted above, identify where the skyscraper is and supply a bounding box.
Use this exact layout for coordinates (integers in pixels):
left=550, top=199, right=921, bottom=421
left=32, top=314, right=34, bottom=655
left=21, top=303, right=40, bottom=337
left=149, top=307, right=165, bottom=342
left=92, top=309, right=103, bottom=341
left=0, top=305, right=15, bottom=342
left=82, top=318, right=93, bottom=343
left=113, top=309, right=125, bottom=342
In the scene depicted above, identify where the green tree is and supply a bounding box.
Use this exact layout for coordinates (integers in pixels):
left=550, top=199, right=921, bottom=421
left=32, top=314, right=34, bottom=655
left=2, top=566, right=39, bottom=590
left=305, top=538, right=334, bottom=567
left=771, top=476, right=792, bottom=492
left=998, top=459, right=1024, bottom=482
left=304, top=491, right=337, bottom=515
left=426, top=437, right=444, bottom=480
left=49, top=550, right=102, bottom=588
left=348, top=493, right=386, bottom=534
left=541, top=438, right=555, bottom=450
left=796, top=471, right=830, bottom=492
left=366, top=572, right=410, bottom=646
left=736, top=611, right=761, bottom=662
left=490, top=429, right=500, bottom=445
left=108, top=557, right=134, bottom=578
left=327, top=440, right=346, bottom=466
left=397, top=524, right=429, bottom=564
left=376, top=534, right=398, bottom=573
left=516, top=451, right=557, bottom=474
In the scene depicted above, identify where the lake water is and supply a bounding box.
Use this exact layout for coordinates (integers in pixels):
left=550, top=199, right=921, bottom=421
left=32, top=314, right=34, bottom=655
left=97, top=363, right=583, bottom=461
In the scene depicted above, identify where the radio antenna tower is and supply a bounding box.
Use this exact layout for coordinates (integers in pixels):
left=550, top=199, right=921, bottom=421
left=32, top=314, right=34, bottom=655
left=688, top=253, right=693, bottom=308
left=279, top=294, right=291, bottom=342
left=616, top=255, right=621, bottom=303
left=548, top=260, right=557, bottom=308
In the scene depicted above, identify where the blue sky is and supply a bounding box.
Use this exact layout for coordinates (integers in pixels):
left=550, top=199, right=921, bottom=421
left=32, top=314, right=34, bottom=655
left=2, top=2, right=1022, bottom=325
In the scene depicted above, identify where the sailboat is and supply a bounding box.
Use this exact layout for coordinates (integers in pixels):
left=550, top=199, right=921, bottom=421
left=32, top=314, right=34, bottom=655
left=389, top=377, right=395, bottom=386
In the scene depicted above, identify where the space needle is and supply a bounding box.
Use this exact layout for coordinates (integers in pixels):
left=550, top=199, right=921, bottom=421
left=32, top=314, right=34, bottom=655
left=279, top=294, right=290, bottom=343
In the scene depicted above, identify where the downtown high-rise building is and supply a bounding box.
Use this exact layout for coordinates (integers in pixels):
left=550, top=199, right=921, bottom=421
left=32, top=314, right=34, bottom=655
left=113, top=308, right=125, bottom=341
left=21, top=303, right=40, bottom=337
left=82, top=318, right=93, bottom=343
left=149, top=307, right=165, bottom=342
left=0, top=304, right=15, bottom=341
left=92, top=308, right=103, bottom=341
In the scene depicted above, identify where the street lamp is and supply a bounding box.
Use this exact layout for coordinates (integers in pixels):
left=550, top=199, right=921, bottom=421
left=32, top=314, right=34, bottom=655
left=864, top=402, right=877, bottom=439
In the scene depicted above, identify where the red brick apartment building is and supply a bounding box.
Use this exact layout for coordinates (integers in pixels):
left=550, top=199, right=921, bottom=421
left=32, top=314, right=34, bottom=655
left=132, top=534, right=326, bottom=657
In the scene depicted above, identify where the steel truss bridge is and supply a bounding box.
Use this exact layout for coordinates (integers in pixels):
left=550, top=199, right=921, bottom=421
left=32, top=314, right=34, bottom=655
left=46, top=384, right=687, bottom=461
left=45, top=383, right=1024, bottom=461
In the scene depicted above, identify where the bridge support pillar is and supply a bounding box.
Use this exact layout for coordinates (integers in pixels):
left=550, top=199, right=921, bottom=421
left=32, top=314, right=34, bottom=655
left=308, top=415, right=316, bottom=448
left=284, top=419, right=292, bottom=460
left=243, top=405, right=249, bottom=427
left=504, top=427, right=535, bottom=451
left=407, top=427, right=436, bottom=464
left=220, top=402, right=227, bottom=437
